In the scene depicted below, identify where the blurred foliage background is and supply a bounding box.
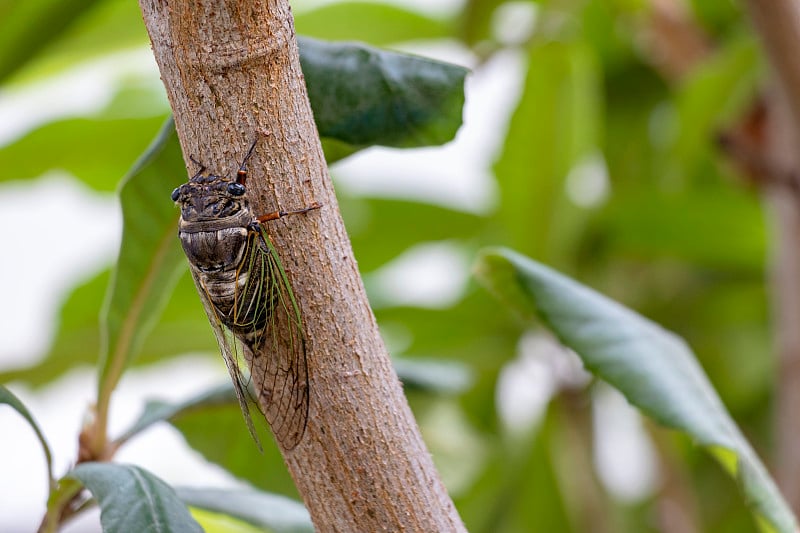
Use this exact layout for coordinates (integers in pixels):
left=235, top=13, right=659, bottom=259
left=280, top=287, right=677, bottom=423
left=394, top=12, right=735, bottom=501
left=0, top=0, right=790, bottom=531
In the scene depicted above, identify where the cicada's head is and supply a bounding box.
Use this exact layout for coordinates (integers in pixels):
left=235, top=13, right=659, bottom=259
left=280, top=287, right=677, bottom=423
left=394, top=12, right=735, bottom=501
left=171, top=174, right=250, bottom=223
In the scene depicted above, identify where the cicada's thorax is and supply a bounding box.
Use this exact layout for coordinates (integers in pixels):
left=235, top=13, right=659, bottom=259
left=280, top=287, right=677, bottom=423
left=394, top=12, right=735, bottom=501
left=173, top=175, right=275, bottom=348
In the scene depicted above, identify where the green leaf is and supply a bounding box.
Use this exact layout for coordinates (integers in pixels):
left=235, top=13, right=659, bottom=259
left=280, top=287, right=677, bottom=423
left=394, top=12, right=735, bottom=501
left=125, top=386, right=297, bottom=498
left=299, top=37, right=468, bottom=150
left=344, top=197, right=484, bottom=273
left=459, top=0, right=507, bottom=45
left=0, top=0, right=105, bottom=82
left=120, top=353, right=469, bottom=447
left=672, top=34, right=760, bottom=170
left=67, top=462, right=202, bottom=533
left=0, top=385, right=54, bottom=487
left=493, top=40, right=602, bottom=262
left=2, top=39, right=466, bottom=189
left=8, top=0, right=150, bottom=84
left=97, top=118, right=187, bottom=404
left=0, top=115, right=168, bottom=191
left=176, top=487, right=313, bottom=533
left=116, top=383, right=234, bottom=444
left=375, top=288, right=520, bottom=434
left=189, top=508, right=262, bottom=533
left=455, top=405, right=575, bottom=533
left=170, top=393, right=299, bottom=498
left=474, top=248, right=798, bottom=533
left=295, top=2, right=451, bottom=45
left=116, top=382, right=299, bottom=497
left=0, top=268, right=215, bottom=388
left=598, top=185, right=766, bottom=270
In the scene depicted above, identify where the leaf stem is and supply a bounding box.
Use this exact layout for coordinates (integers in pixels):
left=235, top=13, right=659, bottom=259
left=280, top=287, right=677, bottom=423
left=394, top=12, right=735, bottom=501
left=38, top=478, right=83, bottom=533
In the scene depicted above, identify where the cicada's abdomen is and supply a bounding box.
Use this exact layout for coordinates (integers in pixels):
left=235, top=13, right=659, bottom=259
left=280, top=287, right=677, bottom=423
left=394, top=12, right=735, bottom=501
left=178, top=226, right=278, bottom=352
left=228, top=232, right=279, bottom=350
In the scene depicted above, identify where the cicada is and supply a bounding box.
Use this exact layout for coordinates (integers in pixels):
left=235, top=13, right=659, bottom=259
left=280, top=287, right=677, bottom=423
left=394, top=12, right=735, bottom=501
left=171, top=139, right=320, bottom=450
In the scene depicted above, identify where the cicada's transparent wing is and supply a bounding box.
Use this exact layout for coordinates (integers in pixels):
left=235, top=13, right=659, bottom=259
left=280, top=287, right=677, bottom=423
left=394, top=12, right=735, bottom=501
left=237, top=226, right=309, bottom=450
left=188, top=268, right=263, bottom=451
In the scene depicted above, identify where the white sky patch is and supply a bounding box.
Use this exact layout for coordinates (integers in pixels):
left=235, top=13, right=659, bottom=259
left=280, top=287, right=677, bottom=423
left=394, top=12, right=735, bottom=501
left=293, top=0, right=465, bottom=18
left=564, top=151, right=610, bottom=208
left=592, top=383, right=659, bottom=502
left=0, top=175, right=120, bottom=367
left=497, top=333, right=590, bottom=434
left=365, top=241, right=470, bottom=308
left=491, top=2, right=539, bottom=46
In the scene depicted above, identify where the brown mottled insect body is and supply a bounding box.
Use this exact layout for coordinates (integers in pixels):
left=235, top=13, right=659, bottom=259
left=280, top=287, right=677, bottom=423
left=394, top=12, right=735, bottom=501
left=172, top=140, right=318, bottom=449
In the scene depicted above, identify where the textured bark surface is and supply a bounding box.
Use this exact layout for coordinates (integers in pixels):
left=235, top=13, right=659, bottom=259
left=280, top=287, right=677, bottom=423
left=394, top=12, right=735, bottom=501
left=137, top=1, right=465, bottom=531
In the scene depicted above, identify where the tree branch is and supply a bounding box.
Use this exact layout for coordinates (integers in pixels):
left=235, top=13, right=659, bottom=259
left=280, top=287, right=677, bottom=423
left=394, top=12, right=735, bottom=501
left=137, top=1, right=465, bottom=530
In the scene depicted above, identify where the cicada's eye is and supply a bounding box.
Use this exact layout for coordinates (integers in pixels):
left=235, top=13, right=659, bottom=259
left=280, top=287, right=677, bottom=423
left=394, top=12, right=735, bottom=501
left=171, top=187, right=181, bottom=202
left=227, top=182, right=246, bottom=196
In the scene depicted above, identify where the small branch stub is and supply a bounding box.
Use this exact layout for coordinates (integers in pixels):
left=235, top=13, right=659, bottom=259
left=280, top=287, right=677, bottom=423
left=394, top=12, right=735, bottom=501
left=137, top=0, right=466, bottom=531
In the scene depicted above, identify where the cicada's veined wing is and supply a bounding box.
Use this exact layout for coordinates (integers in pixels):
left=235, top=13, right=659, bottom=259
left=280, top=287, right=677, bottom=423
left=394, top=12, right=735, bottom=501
left=188, top=268, right=263, bottom=452
left=234, top=225, right=309, bottom=450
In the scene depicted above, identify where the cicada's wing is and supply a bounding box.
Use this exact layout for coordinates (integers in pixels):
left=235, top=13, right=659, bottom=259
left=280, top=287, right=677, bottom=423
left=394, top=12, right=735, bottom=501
left=188, top=267, right=263, bottom=451
left=238, top=226, right=309, bottom=450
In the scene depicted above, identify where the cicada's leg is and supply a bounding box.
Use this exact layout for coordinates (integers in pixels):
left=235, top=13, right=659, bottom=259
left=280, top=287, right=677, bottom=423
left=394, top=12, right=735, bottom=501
left=256, top=202, right=322, bottom=225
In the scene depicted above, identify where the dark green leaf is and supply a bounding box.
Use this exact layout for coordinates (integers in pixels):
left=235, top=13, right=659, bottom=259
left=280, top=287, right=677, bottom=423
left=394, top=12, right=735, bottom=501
left=474, top=248, right=798, bottom=533
left=176, top=487, right=312, bottom=533
left=374, top=287, right=519, bottom=362
left=97, top=118, right=187, bottom=401
left=0, top=385, right=54, bottom=486
left=295, top=2, right=451, bottom=45
left=299, top=37, right=468, bottom=149
left=319, top=137, right=361, bottom=164
left=68, top=462, right=202, bottom=533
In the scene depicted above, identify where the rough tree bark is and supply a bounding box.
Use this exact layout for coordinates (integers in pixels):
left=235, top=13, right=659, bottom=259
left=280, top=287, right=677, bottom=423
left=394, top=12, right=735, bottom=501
left=137, top=1, right=466, bottom=531
left=742, top=1, right=800, bottom=515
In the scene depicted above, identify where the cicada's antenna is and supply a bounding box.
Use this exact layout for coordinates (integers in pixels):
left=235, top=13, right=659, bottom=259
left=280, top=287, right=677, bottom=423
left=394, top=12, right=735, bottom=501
left=189, top=155, right=207, bottom=180
left=236, top=139, right=259, bottom=185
